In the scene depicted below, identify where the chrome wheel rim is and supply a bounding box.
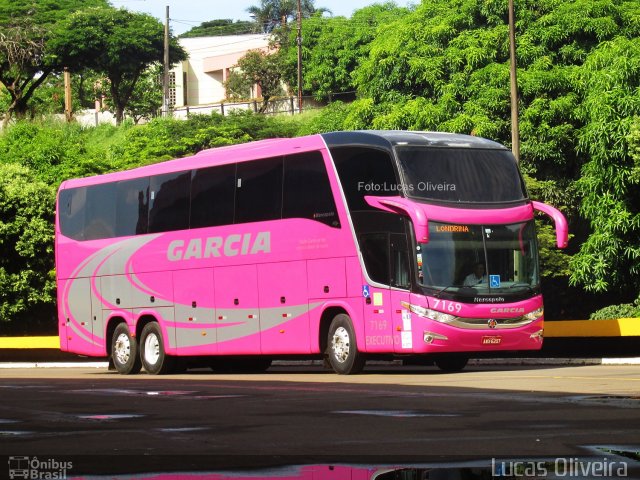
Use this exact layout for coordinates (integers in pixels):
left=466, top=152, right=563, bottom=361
left=114, top=332, right=131, bottom=364
left=144, top=332, right=160, bottom=366
left=331, top=326, right=350, bottom=363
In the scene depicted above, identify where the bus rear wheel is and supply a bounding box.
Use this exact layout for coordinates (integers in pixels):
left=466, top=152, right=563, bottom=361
left=140, top=322, right=174, bottom=375
left=111, top=323, right=142, bottom=375
left=327, top=314, right=365, bottom=375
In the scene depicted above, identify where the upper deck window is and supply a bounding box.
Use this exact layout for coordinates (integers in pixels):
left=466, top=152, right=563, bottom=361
left=396, top=147, right=527, bottom=204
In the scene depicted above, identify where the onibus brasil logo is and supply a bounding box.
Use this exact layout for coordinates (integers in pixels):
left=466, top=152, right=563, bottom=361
left=8, top=456, right=73, bottom=479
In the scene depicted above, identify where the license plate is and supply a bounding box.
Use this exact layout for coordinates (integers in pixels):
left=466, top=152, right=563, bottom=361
left=482, top=336, right=502, bottom=345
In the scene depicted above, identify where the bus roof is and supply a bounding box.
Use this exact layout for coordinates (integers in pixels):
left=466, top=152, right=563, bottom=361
left=321, top=130, right=507, bottom=150
left=59, top=130, right=507, bottom=190
left=60, top=134, right=327, bottom=190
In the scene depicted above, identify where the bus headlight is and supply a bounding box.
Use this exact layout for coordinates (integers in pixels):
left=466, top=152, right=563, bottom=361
left=401, top=301, right=457, bottom=323
left=524, top=307, right=544, bottom=322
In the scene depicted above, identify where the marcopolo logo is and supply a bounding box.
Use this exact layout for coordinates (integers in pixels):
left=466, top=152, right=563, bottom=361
left=8, top=456, right=73, bottom=479
left=167, top=231, right=271, bottom=261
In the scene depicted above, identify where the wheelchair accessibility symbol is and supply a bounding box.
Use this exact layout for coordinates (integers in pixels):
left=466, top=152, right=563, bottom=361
left=490, top=275, right=501, bottom=288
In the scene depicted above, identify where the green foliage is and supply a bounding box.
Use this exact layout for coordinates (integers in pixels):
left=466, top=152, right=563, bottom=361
left=181, top=19, right=257, bottom=37
left=47, top=7, right=187, bottom=124
left=0, top=120, right=124, bottom=184
left=0, top=163, right=55, bottom=324
left=125, top=66, right=163, bottom=124
left=280, top=4, right=412, bottom=99
left=589, top=297, right=640, bottom=320
left=0, top=0, right=109, bottom=123
left=228, top=50, right=286, bottom=111
left=296, top=101, right=351, bottom=135
left=570, top=38, right=640, bottom=293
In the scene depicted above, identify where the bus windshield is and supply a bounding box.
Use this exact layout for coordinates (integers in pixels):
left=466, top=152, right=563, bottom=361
left=417, top=221, right=539, bottom=297
left=396, top=147, right=527, bottom=203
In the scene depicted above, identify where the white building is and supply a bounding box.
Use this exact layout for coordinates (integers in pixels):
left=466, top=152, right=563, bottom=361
left=171, top=35, right=271, bottom=111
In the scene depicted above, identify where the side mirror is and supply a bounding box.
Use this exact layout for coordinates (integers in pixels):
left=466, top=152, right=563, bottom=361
left=532, top=201, right=569, bottom=249
left=364, top=196, right=429, bottom=243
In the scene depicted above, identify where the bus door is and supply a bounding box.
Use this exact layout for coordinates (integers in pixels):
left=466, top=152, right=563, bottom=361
left=389, top=233, right=412, bottom=353
left=360, top=233, right=393, bottom=353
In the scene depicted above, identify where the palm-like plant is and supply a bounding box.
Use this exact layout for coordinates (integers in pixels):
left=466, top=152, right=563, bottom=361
left=247, top=0, right=330, bottom=33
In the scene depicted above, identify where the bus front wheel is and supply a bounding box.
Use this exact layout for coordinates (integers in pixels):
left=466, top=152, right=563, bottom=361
left=434, top=355, right=469, bottom=373
left=140, top=322, right=174, bottom=375
left=111, top=323, right=142, bottom=375
left=327, top=314, right=365, bottom=375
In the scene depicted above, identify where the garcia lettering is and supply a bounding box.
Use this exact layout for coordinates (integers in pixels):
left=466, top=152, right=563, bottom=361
left=167, top=231, right=271, bottom=261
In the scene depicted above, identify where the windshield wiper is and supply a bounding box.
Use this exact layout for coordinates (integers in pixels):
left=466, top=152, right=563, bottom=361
left=505, top=283, right=534, bottom=293
left=432, top=284, right=460, bottom=298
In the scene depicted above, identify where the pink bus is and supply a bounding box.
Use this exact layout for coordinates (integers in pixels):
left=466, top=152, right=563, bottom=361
left=56, top=131, right=568, bottom=375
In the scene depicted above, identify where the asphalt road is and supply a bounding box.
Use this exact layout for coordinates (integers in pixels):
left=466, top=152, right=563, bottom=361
left=1, top=363, right=639, bottom=478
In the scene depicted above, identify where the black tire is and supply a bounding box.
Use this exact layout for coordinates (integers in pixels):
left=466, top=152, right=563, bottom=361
left=111, top=322, right=142, bottom=375
left=434, top=355, right=469, bottom=373
left=326, top=314, right=365, bottom=374
left=140, top=322, right=175, bottom=375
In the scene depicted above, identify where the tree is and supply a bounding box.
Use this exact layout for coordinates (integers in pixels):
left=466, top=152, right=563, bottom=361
left=280, top=3, right=411, bottom=100
left=181, top=19, right=258, bottom=38
left=248, top=0, right=329, bottom=33
left=0, top=0, right=109, bottom=125
left=47, top=7, right=187, bottom=125
left=0, top=162, right=55, bottom=326
left=225, top=50, right=286, bottom=112
left=125, top=66, right=163, bottom=124
left=570, top=38, right=640, bottom=294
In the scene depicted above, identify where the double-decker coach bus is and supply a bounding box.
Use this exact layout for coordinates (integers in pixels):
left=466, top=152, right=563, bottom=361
left=56, top=130, right=568, bottom=375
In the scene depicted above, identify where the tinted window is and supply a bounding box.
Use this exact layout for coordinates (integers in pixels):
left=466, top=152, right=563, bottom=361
left=283, top=151, right=339, bottom=227
left=235, top=157, right=283, bottom=224
left=331, top=147, right=398, bottom=211
left=397, top=147, right=527, bottom=203
left=360, top=233, right=390, bottom=284
left=59, top=187, right=86, bottom=240
left=116, top=178, right=149, bottom=237
left=84, top=183, right=117, bottom=240
left=149, top=171, right=190, bottom=233
left=190, top=164, right=236, bottom=229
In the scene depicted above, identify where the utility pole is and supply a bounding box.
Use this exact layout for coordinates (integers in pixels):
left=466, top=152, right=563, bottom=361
left=296, top=0, right=303, bottom=113
left=64, top=67, right=72, bottom=122
left=163, top=5, right=171, bottom=117
left=508, top=0, right=520, bottom=162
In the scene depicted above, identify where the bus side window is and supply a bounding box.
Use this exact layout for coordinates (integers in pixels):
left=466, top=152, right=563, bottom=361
left=84, top=183, right=116, bottom=240
left=332, top=147, right=398, bottom=211
left=190, top=164, right=236, bottom=229
left=116, top=177, right=150, bottom=237
left=360, top=233, right=390, bottom=285
left=390, top=233, right=410, bottom=289
left=235, top=157, right=283, bottom=224
left=283, top=151, right=340, bottom=227
left=59, top=187, right=86, bottom=240
left=149, top=171, right=190, bottom=233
